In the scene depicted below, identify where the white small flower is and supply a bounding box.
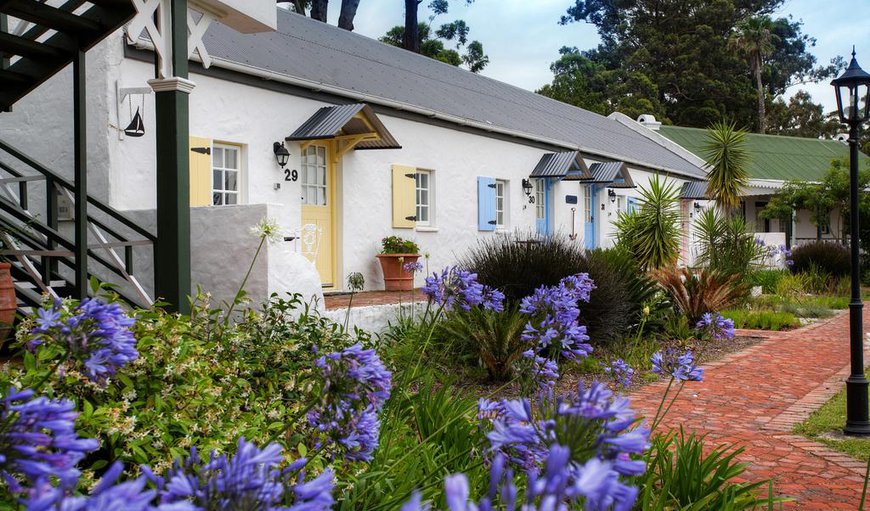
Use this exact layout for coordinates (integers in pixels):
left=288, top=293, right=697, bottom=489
left=250, top=217, right=283, bottom=243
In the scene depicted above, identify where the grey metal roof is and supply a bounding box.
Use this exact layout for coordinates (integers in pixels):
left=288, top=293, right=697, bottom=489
left=681, top=181, right=708, bottom=199
left=530, top=151, right=589, bottom=178
left=584, top=162, right=634, bottom=188
left=286, top=103, right=401, bottom=149
left=198, top=10, right=707, bottom=178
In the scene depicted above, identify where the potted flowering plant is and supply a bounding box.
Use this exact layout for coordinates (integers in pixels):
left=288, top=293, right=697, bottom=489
left=375, top=236, right=420, bottom=291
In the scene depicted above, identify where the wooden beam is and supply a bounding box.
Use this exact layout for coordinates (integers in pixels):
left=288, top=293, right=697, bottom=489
left=5, top=1, right=102, bottom=35
left=0, top=31, right=69, bottom=60
left=336, top=134, right=379, bottom=159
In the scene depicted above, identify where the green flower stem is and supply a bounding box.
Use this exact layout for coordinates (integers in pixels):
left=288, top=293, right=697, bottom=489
left=652, top=380, right=685, bottom=432
left=650, top=377, right=674, bottom=432
left=860, top=456, right=870, bottom=510
left=224, top=234, right=266, bottom=324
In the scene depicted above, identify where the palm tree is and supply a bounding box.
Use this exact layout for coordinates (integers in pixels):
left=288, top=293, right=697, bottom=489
left=703, top=121, right=750, bottom=216
left=729, top=16, right=779, bottom=133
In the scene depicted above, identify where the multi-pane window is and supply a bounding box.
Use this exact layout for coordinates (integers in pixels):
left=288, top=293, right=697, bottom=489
left=495, top=179, right=507, bottom=228
left=616, top=195, right=625, bottom=212
left=212, top=144, right=240, bottom=205
left=301, top=145, right=327, bottom=206
left=416, top=170, right=432, bottom=226
left=535, top=179, right=545, bottom=220
left=584, top=185, right=593, bottom=223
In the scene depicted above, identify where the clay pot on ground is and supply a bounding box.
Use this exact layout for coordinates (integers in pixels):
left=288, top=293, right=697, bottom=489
left=375, top=254, right=420, bottom=291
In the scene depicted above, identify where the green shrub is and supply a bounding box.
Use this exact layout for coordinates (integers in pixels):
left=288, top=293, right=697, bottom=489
left=746, top=269, right=789, bottom=294
left=721, top=309, right=799, bottom=331
left=381, top=235, right=420, bottom=254
left=437, top=304, right=529, bottom=380
left=774, top=272, right=809, bottom=299
left=461, top=234, right=657, bottom=343
left=790, top=241, right=850, bottom=277
left=694, top=209, right=767, bottom=280
left=654, top=267, right=747, bottom=325
left=613, top=175, right=681, bottom=270
left=661, top=313, right=695, bottom=341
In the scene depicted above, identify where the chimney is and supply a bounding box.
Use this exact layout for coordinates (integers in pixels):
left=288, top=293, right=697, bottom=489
left=834, top=133, right=849, bottom=144
left=637, top=114, right=661, bottom=131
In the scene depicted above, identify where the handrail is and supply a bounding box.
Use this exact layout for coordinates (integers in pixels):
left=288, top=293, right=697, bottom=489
left=0, top=139, right=156, bottom=242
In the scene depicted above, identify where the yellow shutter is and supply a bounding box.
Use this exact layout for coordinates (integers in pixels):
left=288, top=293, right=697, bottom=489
left=391, top=164, right=416, bottom=228
left=189, top=136, right=212, bottom=207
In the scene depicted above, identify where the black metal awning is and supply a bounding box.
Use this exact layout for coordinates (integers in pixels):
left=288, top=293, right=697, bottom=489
left=531, top=151, right=590, bottom=179
left=580, top=161, right=635, bottom=187
left=286, top=103, right=401, bottom=150
left=681, top=180, right=708, bottom=199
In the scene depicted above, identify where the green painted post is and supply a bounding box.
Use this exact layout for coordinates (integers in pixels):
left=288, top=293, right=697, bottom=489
left=73, top=49, right=88, bottom=299
left=153, top=0, right=192, bottom=314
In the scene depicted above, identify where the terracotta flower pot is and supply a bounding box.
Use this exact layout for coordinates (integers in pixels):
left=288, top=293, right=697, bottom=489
left=0, top=263, right=15, bottom=343
left=376, top=254, right=420, bottom=291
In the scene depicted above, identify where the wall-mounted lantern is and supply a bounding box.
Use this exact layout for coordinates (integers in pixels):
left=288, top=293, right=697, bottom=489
left=694, top=201, right=702, bottom=212
left=608, top=189, right=617, bottom=203
left=273, top=141, right=290, bottom=168
left=521, top=178, right=534, bottom=203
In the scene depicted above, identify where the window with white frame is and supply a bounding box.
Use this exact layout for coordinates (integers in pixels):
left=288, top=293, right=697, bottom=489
left=535, top=179, right=545, bottom=220
left=416, top=169, right=432, bottom=226
left=301, top=145, right=328, bottom=206
left=616, top=195, right=625, bottom=212
left=495, top=179, right=507, bottom=228
left=212, top=144, right=241, bottom=206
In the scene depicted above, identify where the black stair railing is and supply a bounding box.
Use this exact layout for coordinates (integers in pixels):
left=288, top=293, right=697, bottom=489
left=0, top=138, right=156, bottom=308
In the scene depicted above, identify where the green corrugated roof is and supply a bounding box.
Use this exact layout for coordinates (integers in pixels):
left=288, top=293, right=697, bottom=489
left=657, top=125, right=870, bottom=182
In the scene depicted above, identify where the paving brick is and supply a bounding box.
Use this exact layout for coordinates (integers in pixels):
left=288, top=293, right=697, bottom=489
left=630, top=309, right=869, bottom=508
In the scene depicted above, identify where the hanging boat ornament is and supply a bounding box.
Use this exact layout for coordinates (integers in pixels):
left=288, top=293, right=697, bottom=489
left=124, top=107, right=145, bottom=137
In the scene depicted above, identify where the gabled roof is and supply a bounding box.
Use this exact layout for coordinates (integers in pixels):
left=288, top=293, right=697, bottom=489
left=681, top=181, right=708, bottom=199
left=530, top=151, right=589, bottom=178
left=192, top=10, right=707, bottom=179
left=586, top=162, right=634, bottom=187
left=286, top=103, right=401, bottom=150
left=657, top=125, right=870, bottom=182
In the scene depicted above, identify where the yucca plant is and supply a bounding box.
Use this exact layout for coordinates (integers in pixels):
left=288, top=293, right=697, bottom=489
left=653, top=267, right=747, bottom=325
left=703, top=121, right=750, bottom=216
left=614, top=175, right=681, bottom=271
left=638, top=429, right=783, bottom=510
left=694, top=208, right=767, bottom=279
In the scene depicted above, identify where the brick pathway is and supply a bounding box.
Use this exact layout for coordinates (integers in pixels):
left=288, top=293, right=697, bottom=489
left=630, top=311, right=870, bottom=509
left=323, top=289, right=425, bottom=310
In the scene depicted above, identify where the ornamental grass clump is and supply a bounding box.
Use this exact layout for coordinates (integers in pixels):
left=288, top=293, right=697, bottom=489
left=695, top=311, right=736, bottom=341
left=308, top=343, right=392, bottom=462
left=28, top=298, right=138, bottom=383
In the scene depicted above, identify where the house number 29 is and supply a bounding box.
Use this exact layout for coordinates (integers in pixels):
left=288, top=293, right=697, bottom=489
left=284, top=169, right=298, bottom=181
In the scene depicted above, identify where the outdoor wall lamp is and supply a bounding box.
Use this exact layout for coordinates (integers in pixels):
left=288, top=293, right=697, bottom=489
left=831, top=47, right=870, bottom=436
left=521, top=178, right=534, bottom=203
left=608, top=189, right=616, bottom=203
left=694, top=201, right=702, bottom=212
left=273, top=141, right=290, bottom=168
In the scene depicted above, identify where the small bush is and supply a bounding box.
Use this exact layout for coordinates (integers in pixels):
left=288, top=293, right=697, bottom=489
left=774, top=272, right=809, bottom=299
left=721, top=309, right=799, bottom=331
left=381, top=235, right=419, bottom=254
left=654, top=267, right=747, bottom=325
left=790, top=241, right=849, bottom=277
left=746, top=269, right=789, bottom=294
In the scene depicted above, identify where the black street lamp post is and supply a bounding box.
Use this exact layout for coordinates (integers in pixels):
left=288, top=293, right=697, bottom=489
left=832, top=48, right=870, bottom=436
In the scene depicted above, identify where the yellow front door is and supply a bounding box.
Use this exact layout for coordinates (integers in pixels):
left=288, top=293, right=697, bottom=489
left=300, top=144, right=335, bottom=287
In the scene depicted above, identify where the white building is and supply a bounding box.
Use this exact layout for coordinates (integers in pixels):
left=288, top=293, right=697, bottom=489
left=0, top=8, right=708, bottom=308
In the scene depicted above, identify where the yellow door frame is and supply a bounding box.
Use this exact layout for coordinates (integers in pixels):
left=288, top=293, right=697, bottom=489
left=299, top=142, right=340, bottom=289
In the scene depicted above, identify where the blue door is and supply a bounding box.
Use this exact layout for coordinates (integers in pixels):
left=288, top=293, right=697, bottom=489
left=584, top=185, right=596, bottom=250
left=535, top=179, right=551, bottom=236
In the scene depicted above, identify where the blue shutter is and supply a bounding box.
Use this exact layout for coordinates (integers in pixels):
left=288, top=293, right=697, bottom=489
left=478, top=176, right=497, bottom=231
left=627, top=197, right=637, bottom=213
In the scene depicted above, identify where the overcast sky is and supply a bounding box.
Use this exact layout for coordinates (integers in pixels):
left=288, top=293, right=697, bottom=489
left=313, top=0, right=870, bottom=114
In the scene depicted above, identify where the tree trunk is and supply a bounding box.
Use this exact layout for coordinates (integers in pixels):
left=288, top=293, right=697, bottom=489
left=310, top=0, right=328, bottom=22
left=338, top=0, right=360, bottom=30
left=402, top=0, right=419, bottom=53
left=753, top=52, right=766, bottom=134
left=292, top=0, right=307, bottom=15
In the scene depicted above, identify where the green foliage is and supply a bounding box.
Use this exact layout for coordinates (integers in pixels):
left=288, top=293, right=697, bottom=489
left=654, top=267, right=747, bottom=325
left=639, top=429, right=780, bottom=510
left=703, top=121, right=750, bottom=213
left=0, top=294, right=363, bottom=475
left=381, top=235, right=420, bottom=254
left=747, top=269, right=790, bottom=294
left=438, top=304, right=528, bottom=380
left=790, top=241, right=850, bottom=277
left=614, top=175, right=681, bottom=271
left=767, top=90, right=841, bottom=139
left=721, top=309, right=799, bottom=331
left=661, top=314, right=695, bottom=342
left=694, top=209, right=767, bottom=279
left=555, top=0, right=836, bottom=130
left=460, top=234, right=658, bottom=343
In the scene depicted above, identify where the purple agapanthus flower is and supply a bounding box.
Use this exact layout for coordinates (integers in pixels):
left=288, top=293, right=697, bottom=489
left=308, top=343, right=391, bottom=462
left=0, top=387, right=99, bottom=494
left=422, top=267, right=504, bottom=312
left=651, top=349, right=704, bottom=382
left=604, top=359, right=635, bottom=388
left=403, top=261, right=424, bottom=274
left=520, top=274, right=595, bottom=361
left=695, top=312, right=735, bottom=341
left=29, top=298, right=138, bottom=383
left=154, top=437, right=333, bottom=511
left=523, top=349, right=559, bottom=394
